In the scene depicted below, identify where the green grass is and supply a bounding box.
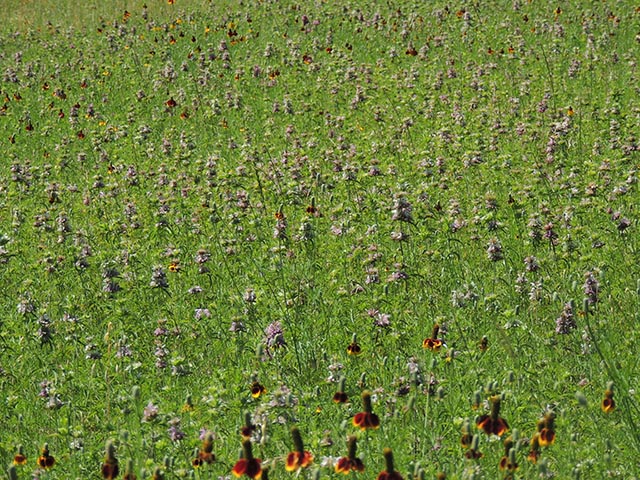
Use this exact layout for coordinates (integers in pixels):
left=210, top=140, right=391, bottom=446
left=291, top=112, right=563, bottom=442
left=1, top=1, right=640, bottom=479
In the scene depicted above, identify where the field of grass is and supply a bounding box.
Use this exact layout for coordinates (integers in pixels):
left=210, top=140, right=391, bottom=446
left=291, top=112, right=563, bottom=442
left=1, top=1, right=640, bottom=479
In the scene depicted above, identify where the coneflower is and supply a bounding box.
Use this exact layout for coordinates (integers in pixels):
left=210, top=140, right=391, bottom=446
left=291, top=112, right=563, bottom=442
left=231, top=440, right=262, bottom=479
left=376, top=448, right=403, bottom=480
left=335, top=436, right=365, bottom=474
left=285, top=427, right=313, bottom=471
left=476, top=395, right=509, bottom=436
left=101, top=440, right=119, bottom=480
left=352, top=390, right=380, bottom=430
left=37, top=443, right=55, bottom=469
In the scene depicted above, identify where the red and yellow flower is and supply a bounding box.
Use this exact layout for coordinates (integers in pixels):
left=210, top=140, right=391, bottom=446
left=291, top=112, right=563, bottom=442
left=376, top=448, right=403, bottom=480
left=476, top=395, right=509, bottom=437
left=333, top=376, right=348, bottom=404
left=537, top=411, right=556, bottom=447
left=250, top=381, right=267, bottom=398
left=347, top=341, right=361, bottom=355
left=333, top=391, right=348, bottom=403
left=285, top=427, right=313, bottom=471
left=240, top=413, right=256, bottom=440
left=498, top=436, right=518, bottom=472
left=527, top=433, right=541, bottom=464
left=37, top=444, right=55, bottom=469
left=335, top=436, right=365, bottom=474
left=353, top=390, right=380, bottom=430
left=194, top=432, right=215, bottom=466
left=13, top=446, right=27, bottom=466
left=464, top=435, right=483, bottom=460
left=602, top=382, right=615, bottom=413
left=422, top=324, right=444, bottom=351
left=232, top=440, right=262, bottom=479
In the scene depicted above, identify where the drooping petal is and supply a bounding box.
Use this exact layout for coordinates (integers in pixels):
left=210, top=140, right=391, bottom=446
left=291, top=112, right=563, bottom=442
left=353, top=412, right=367, bottom=428
left=476, top=415, right=509, bottom=436
left=333, top=391, right=348, bottom=403
left=367, top=413, right=380, bottom=429
left=538, top=428, right=555, bottom=446
left=244, top=459, right=262, bottom=479
left=285, top=451, right=312, bottom=472
left=232, top=459, right=248, bottom=477
left=377, top=471, right=404, bottom=480
left=335, top=457, right=351, bottom=474
left=351, top=458, right=365, bottom=472
left=601, top=397, right=615, bottom=413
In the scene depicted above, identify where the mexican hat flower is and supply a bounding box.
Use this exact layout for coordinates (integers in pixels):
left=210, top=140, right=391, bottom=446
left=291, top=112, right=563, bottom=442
left=285, top=427, right=313, bottom=471
left=232, top=440, right=262, bottom=479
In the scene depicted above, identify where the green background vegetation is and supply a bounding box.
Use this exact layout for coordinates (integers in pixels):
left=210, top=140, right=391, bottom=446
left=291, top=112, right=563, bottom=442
left=1, top=1, right=639, bottom=478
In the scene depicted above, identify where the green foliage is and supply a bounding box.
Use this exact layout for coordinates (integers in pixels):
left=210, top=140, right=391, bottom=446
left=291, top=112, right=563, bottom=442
left=1, top=1, right=639, bottom=478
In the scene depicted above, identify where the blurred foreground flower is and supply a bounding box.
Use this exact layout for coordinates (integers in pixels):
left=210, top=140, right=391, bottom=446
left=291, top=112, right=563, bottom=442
left=285, top=427, right=313, bottom=471
left=376, top=448, right=403, bottom=480
left=232, top=440, right=262, bottom=479
left=335, top=436, right=364, bottom=474
left=101, top=440, right=119, bottom=479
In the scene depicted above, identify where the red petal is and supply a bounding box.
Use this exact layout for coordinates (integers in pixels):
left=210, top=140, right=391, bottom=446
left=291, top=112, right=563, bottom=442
left=232, top=459, right=247, bottom=477
left=353, top=412, right=367, bottom=428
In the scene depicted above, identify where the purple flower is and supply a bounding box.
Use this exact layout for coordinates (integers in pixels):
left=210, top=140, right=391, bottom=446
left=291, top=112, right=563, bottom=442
left=143, top=401, right=159, bottom=421
left=102, top=279, right=121, bottom=293
left=373, top=313, right=391, bottom=328
left=17, top=295, right=36, bottom=315
left=154, top=327, right=168, bottom=337
left=330, top=225, right=343, bottom=236
left=116, top=344, right=133, bottom=358
left=407, top=357, right=420, bottom=376
left=194, top=249, right=210, bottom=264
left=199, top=428, right=216, bottom=441
left=556, top=302, right=576, bottom=334
left=150, top=266, right=168, bottom=289
left=387, top=270, right=408, bottom=282
left=543, top=223, right=558, bottom=245
left=264, top=321, right=286, bottom=351
left=194, top=308, right=211, bottom=320
left=39, top=380, right=52, bottom=398
left=243, top=288, right=256, bottom=303
left=391, top=196, right=413, bottom=222
left=168, top=418, right=186, bottom=442
left=583, top=271, right=600, bottom=305
left=524, top=256, right=539, bottom=272
left=486, top=238, right=503, bottom=261
left=229, top=320, right=245, bottom=333
left=154, top=344, right=169, bottom=369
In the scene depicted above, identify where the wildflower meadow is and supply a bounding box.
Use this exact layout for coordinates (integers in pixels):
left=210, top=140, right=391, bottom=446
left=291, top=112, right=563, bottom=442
left=1, top=1, right=639, bottom=479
